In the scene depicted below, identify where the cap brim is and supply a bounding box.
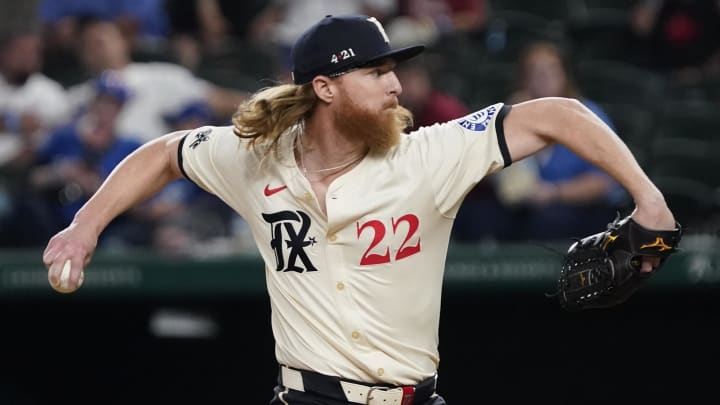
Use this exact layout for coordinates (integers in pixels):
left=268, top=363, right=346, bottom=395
left=367, top=45, right=425, bottom=66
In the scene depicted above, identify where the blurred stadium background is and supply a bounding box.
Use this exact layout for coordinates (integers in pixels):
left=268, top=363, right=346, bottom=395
left=1, top=1, right=718, bottom=404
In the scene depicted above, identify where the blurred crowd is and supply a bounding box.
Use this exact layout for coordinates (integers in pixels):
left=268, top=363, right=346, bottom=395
left=0, top=0, right=718, bottom=256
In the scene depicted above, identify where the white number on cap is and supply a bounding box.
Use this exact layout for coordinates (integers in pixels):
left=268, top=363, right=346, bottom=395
left=366, top=17, right=390, bottom=43
left=330, top=48, right=356, bottom=64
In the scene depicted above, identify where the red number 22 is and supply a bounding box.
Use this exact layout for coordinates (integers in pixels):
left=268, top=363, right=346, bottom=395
left=356, top=214, right=421, bottom=265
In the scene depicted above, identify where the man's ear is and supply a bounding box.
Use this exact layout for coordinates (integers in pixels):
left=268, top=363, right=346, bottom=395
left=311, top=76, right=334, bottom=103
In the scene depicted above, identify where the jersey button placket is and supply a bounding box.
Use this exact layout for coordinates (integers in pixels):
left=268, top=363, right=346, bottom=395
left=324, top=230, right=365, bottom=348
left=303, top=192, right=313, bottom=202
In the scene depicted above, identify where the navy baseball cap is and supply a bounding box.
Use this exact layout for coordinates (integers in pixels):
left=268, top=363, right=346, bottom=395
left=291, top=15, right=425, bottom=85
left=95, top=70, right=129, bottom=104
left=163, top=100, right=214, bottom=127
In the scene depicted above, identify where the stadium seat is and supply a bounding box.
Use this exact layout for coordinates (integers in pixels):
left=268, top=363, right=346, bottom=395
left=578, top=0, right=635, bottom=13
left=462, top=61, right=517, bottom=109
left=194, top=67, right=266, bottom=92
left=599, top=102, right=655, bottom=144
left=196, top=41, right=280, bottom=84
left=489, top=0, right=574, bottom=22
left=666, top=80, right=714, bottom=104
left=649, top=137, right=720, bottom=188
left=568, top=9, right=633, bottom=63
left=574, top=60, right=667, bottom=106
left=654, top=100, right=720, bottom=140
left=426, top=32, right=487, bottom=76
left=41, top=50, right=90, bottom=88
left=131, top=43, right=179, bottom=64
left=483, top=10, right=567, bottom=62
left=648, top=176, right=716, bottom=227
left=703, top=77, right=720, bottom=102
left=598, top=102, right=656, bottom=166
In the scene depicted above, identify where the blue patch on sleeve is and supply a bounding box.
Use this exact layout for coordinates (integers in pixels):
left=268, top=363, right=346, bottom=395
left=455, top=105, right=498, bottom=132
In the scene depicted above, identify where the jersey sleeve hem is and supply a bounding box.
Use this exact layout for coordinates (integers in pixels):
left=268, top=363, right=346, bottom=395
left=496, top=105, right=512, bottom=168
left=177, top=132, right=204, bottom=191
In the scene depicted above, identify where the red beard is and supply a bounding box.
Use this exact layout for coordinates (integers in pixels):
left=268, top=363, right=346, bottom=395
left=332, top=95, right=403, bottom=155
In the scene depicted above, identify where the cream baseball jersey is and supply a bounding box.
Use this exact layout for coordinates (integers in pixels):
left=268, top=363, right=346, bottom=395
left=179, top=103, right=512, bottom=385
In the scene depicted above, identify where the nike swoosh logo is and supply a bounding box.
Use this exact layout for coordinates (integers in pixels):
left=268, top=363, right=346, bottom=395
left=264, top=184, right=287, bottom=197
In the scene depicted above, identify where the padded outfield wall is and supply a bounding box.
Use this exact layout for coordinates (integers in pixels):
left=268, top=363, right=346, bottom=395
left=1, top=239, right=718, bottom=404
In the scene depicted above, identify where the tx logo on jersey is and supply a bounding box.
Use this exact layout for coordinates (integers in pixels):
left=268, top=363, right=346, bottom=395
left=189, top=127, right=212, bottom=149
left=264, top=184, right=287, bottom=197
left=263, top=210, right=318, bottom=273
left=640, top=237, right=673, bottom=251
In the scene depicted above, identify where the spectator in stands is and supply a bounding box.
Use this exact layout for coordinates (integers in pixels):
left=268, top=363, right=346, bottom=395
left=162, top=99, right=218, bottom=130
left=0, top=2, right=41, bottom=42
left=0, top=26, right=72, bottom=247
left=38, top=0, right=172, bottom=88
left=396, top=57, right=509, bottom=242
left=0, top=27, right=70, bottom=170
left=504, top=41, right=627, bottom=240
left=26, top=71, right=147, bottom=247
left=386, top=0, right=489, bottom=47
left=150, top=99, right=239, bottom=257
left=67, top=17, right=247, bottom=144
left=396, top=58, right=470, bottom=130
left=163, top=0, right=272, bottom=71
left=39, top=0, right=170, bottom=52
left=630, top=0, right=720, bottom=84
left=250, top=0, right=397, bottom=82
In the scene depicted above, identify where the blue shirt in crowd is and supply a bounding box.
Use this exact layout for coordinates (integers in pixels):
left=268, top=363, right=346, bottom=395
left=535, top=99, right=626, bottom=204
left=39, top=0, right=169, bottom=39
left=37, top=124, right=142, bottom=223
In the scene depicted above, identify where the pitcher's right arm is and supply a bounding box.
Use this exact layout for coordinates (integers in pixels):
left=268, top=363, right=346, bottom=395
left=42, top=130, right=188, bottom=292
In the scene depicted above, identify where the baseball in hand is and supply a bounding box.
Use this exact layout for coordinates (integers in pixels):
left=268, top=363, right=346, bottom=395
left=52, top=259, right=84, bottom=294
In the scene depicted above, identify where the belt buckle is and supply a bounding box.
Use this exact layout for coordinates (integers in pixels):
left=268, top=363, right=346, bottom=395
left=367, top=386, right=415, bottom=405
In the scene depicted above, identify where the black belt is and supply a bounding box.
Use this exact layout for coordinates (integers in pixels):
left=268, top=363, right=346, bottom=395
left=279, top=365, right=437, bottom=404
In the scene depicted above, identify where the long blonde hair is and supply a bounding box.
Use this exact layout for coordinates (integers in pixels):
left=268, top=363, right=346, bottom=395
left=232, top=83, right=318, bottom=164
left=232, top=81, right=415, bottom=163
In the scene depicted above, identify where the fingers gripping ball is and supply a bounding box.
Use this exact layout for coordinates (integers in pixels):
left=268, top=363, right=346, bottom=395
left=547, top=213, right=682, bottom=311
left=51, top=260, right=84, bottom=294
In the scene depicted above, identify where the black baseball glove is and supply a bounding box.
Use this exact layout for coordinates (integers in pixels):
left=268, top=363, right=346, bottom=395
left=547, top=213, right=682, bottom=312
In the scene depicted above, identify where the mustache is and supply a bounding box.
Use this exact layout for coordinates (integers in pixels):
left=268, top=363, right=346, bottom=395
left=384, top=98, right=399, bottom=109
